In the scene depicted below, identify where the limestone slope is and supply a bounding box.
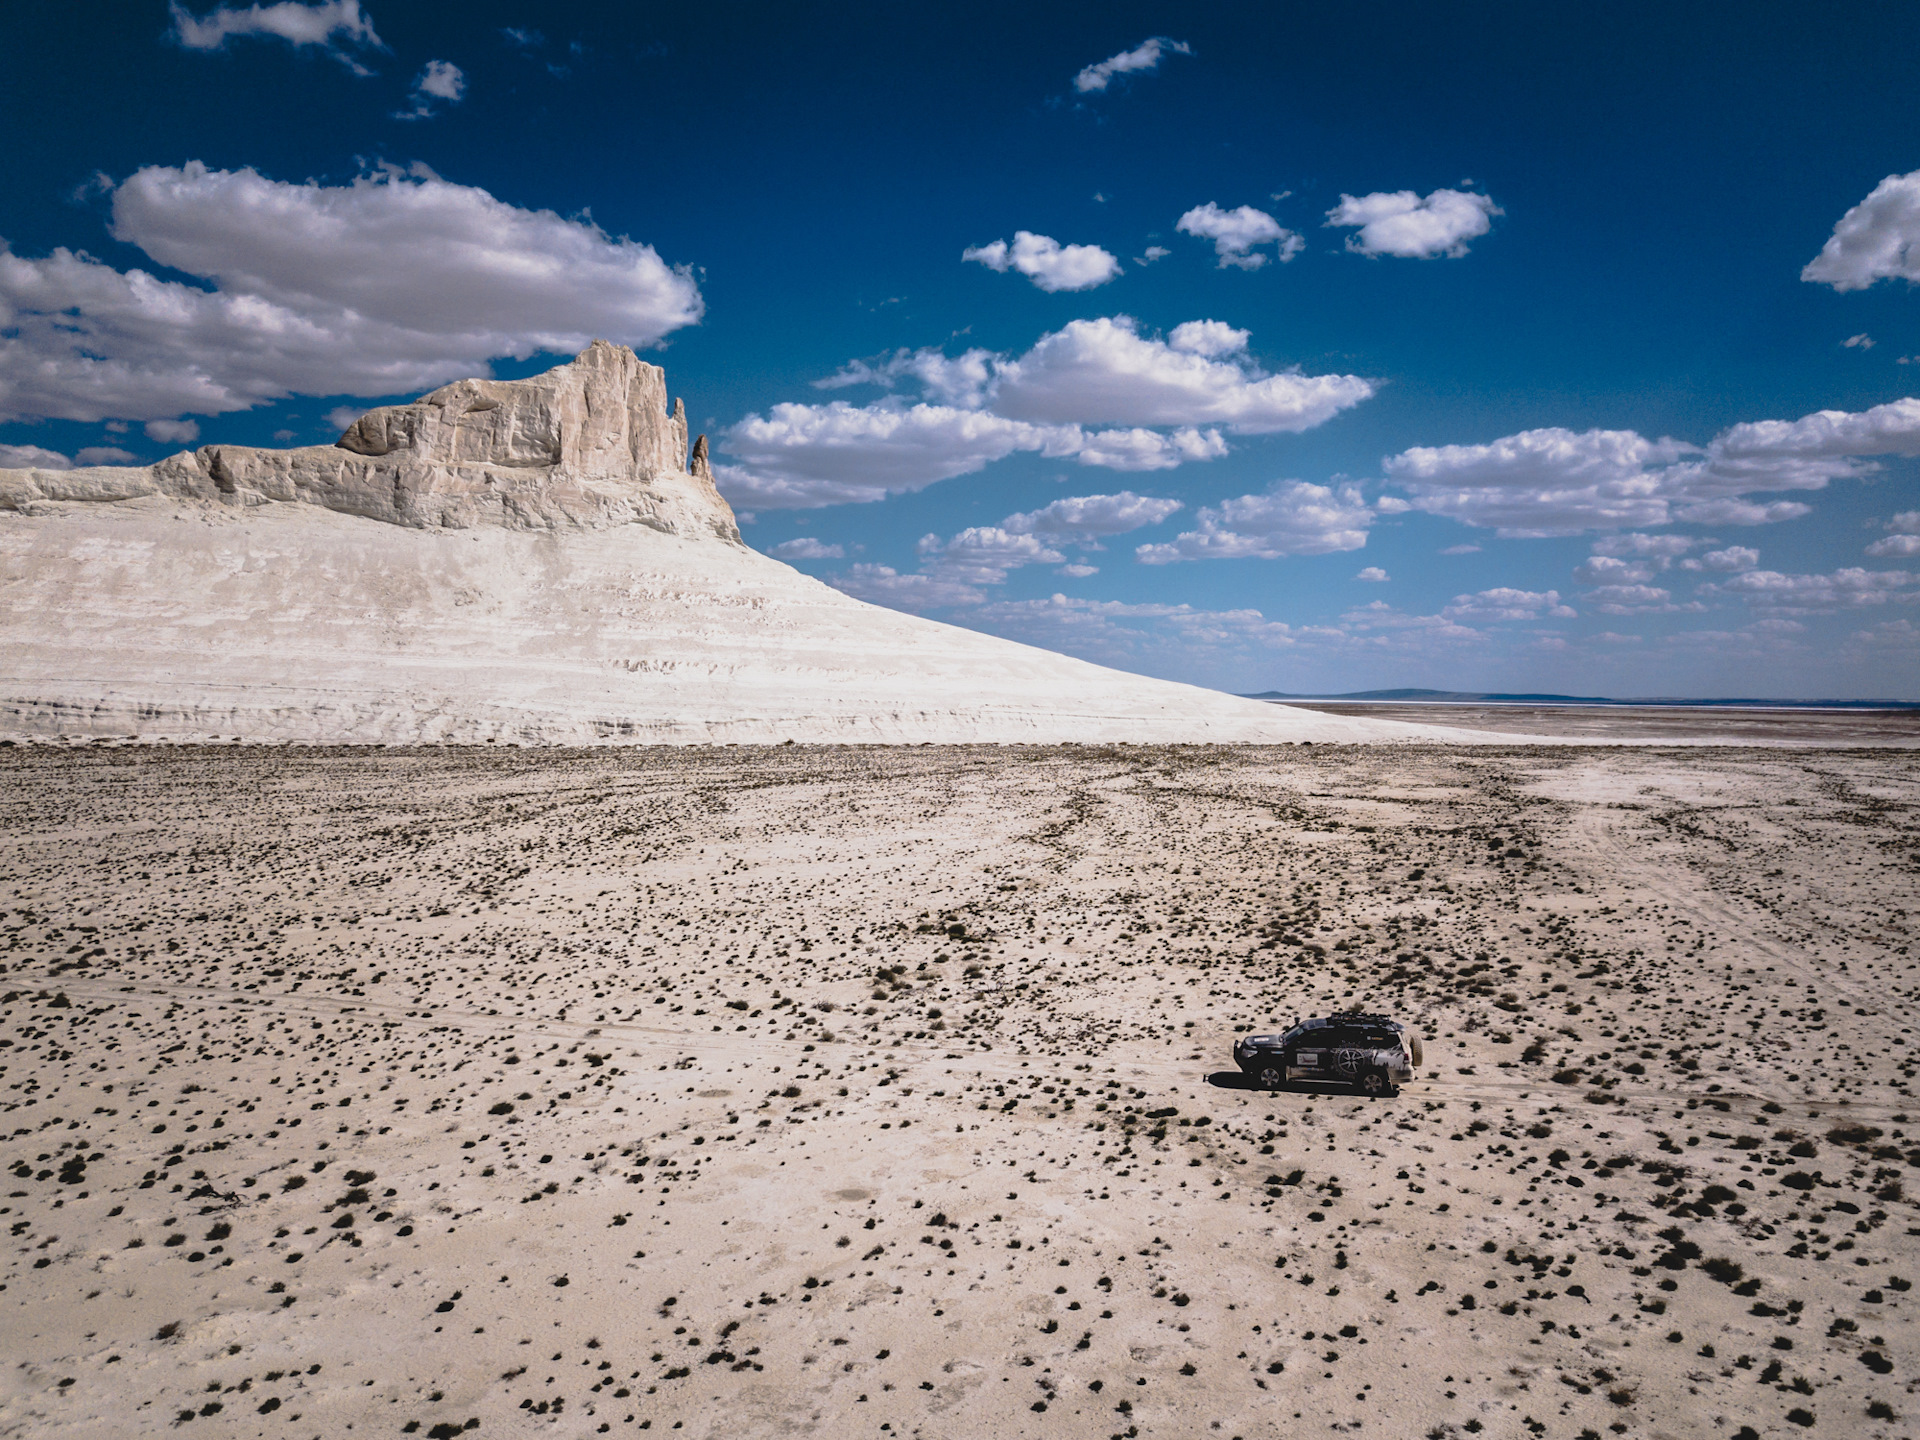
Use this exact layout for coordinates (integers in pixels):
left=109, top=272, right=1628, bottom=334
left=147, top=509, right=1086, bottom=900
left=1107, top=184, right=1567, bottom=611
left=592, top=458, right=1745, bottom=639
left=0, top=344, right=1457, bottom=745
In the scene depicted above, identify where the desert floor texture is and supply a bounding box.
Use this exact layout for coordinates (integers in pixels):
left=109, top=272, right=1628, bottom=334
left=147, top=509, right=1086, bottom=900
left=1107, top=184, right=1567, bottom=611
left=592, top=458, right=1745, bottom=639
left=0, top=741, right=1915, bottom=1440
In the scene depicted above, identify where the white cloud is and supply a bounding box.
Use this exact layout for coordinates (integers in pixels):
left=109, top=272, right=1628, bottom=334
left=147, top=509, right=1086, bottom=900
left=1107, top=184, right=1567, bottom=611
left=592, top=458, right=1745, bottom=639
left=169, top=0, right=382, bottom=61
left=814, top=347, right=997, bottom=408
left=991, top=316, right=1373, bottom=432
left=769, top=537, right=843, bottom=560
left=144, top=418, right=200, bottom=445
left=1439, top=542, right=1481, bottom=555
left=1167, top=320, right=1248, bottom=357
left=1073, top=37, right=1191, bottom=94
left=1867, top=511, right=1920, bottom=558
left=1136, top=481, right=1372, bottom=563
left=963, top=232, right=1121, bottom=292
left=915, top=527, right=1066, bottom=585
left=1325, top=189, right=1499, bottom=259
left=718, top=402, right=1082, bottom=509
left=1136, top=245, right=1171, bottom=265
left=724, top=316, right=1363, bottom=507
left=1844, top=333, right=1876, bottom=349
left=1441, top=588, right=1576, bottom=622
left=1002, top=491, right=1182, bottom=541
left=1581, top=583, right=1707, bottom=616
left=1687, top=545, right=1760, bottom=572
left=1802, top=169, right=1920, bottom=291
left=1574, top=554, right=1658, bottom=585
left=829, top=564, right=984, bottom=612
left=1673, top=498, right=1812, bottom=526
left=1355, top=566, right=1389, bottom=582
left=0, top=161, right=702, bottom=424
left=324, top=405, right=363, bottom=432
left=1711, top=566, right=1920, bottom=612
left=74, top=446, right=139, bottom=466
left=1057, top=563, right=1099, bottom=577
left=1384, top=427, right=1695, bottom=535
left=1175, top=203, right=1303, bottom=270
left=1383, top=397, right=1920, bottom=536
left=0, top=443, right=71, bottom=470
left=1591, top=531, right=1698, bottom=560
left=1071, top=426, right=1228, bottom=471
left=397, top=59, right=465, bottom=119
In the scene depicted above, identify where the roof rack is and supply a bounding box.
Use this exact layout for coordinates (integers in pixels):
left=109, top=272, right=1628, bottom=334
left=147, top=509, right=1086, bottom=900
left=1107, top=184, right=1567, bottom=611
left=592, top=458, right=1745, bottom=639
left=1325, top=1011, right=1399, bottom=1026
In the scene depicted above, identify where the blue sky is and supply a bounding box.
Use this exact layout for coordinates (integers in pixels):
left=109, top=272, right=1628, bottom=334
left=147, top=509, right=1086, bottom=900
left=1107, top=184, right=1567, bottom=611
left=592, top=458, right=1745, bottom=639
left=4, top=1, right=1920, bottom=697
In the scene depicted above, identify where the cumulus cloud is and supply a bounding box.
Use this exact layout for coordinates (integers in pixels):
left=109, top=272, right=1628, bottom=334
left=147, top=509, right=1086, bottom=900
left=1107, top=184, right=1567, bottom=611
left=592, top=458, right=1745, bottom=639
left=1844, top=333, right=1876, bottom=350
left=822, top=492, right=1182, bottom=609
left=829, top=564, right=985, bottom=612
left=1176, top=203, right=1303, bottom=269
left=1866, top=510, right=1920, bottom=558
left=718, top=403, right=1082, bottom=509
left=1382, top=397, right=1920, bottom=536
left=991, top=317, right=1373, bottom=431
left=1711, top=566, right=1919, bottom=612
left=0, top=161, right=702, bottom=425
left=915, top=527, right=1066, bottom=586
left=0, top=443, right=72, bottom=470
left=963, top=232, right=1121, bottom=292
left=144, top=418, right=200, bottom=445
left=1071, top=426, right=1229, bottom=471
left=397, top=59, right=465, bottom=119
left=1073, top=37, right=1191, bottom=94
left=1326, top=189, right=1499, bottom=259
left=723, top=316, right=1365, bottom=507
left=1440, top=587, right=1576, bottom=622
left=1136, top=481, right=1372, bottom=564
left=1591, top=531, right=1699, bottom=560
left=169, top=0, right=382, bottom=68
left=1001, top=491, right=1183, bottom=541
left=1167, top=320, right=1248, bottom=357
left=1384, top=428, right=1696, bottom=535
left=769, top=537, right=843, bottom=560
left=74, top=446, right=139, bottom=466
left=1802, top=169, right=1920, bottom=291
left=1355, top=566, right=1389, bottom=582
left=1574, top=553, right=1659, bottom=585
left=1580, top=583, right=1708, bottom=616
left=1684, top=545, right=1760, bottom=572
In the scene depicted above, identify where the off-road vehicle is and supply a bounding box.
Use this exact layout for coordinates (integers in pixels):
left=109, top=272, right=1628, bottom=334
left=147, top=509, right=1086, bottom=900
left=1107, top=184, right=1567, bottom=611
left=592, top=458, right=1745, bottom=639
left=1233, top=1012, right=1422, bottom=1097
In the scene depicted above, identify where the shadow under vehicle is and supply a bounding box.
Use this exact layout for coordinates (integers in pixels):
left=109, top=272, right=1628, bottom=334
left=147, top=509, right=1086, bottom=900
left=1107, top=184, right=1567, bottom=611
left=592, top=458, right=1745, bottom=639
left=1232, top=1012, right=1422, bottom=1098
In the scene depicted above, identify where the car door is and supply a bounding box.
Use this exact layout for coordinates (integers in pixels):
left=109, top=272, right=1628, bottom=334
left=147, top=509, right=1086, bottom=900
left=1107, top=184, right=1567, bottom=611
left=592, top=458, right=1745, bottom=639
left=1287, top=1026, right=1326, bottom=1080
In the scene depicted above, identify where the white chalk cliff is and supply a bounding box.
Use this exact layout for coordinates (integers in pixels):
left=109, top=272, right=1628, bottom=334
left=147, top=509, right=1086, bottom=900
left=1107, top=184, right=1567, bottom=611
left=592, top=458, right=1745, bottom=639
left=0, top=342, right=1454, bottom=745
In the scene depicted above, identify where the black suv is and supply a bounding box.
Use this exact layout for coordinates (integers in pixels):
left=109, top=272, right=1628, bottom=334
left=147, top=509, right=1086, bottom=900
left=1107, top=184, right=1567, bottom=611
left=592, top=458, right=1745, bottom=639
left=1233, top=1012, right=1422, bottom=1097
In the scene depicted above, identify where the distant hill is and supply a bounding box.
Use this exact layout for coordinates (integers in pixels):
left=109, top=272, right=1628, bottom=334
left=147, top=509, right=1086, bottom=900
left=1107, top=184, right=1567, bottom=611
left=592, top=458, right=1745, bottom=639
left=1244, top=688, right=1920, bottom=710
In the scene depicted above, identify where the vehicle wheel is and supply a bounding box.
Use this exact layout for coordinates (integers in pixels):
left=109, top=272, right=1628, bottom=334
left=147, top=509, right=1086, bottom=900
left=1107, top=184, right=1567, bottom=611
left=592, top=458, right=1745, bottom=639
left=1257, top=1063, right=1285, bottom=1091
left=1360, top=1067, right=1391, bottom=1099
left=1408, top=1035, right=1424, bottom=1069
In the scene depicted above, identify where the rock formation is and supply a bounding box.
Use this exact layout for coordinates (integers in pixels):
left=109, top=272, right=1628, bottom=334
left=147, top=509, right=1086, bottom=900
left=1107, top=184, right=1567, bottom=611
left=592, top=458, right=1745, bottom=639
left=1, top=341, right=737, bottom=540
left=0, top=343, right=1463, bottom=745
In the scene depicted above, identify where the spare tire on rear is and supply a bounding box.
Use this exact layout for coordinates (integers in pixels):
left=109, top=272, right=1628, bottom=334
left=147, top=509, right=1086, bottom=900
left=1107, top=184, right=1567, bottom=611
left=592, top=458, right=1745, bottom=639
left=1409, top=1035, right=1424, bottom=1068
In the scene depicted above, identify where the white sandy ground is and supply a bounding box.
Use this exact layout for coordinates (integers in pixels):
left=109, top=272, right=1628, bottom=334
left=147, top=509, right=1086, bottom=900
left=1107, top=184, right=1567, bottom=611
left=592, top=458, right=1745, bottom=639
left=0, top=498, right=1500, bottom=748
left=0, top=743, right=1916, bottom=1440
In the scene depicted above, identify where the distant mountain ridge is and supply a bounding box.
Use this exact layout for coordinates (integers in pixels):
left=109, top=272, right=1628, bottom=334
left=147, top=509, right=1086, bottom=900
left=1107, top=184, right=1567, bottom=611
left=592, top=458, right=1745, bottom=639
left=1243, top=688, right=1920, bottom=710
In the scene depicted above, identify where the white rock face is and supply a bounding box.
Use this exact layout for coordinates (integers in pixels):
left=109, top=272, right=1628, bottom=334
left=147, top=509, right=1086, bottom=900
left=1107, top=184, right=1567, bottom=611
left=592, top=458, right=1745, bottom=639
left=0, top=344, right=1457, bottom=745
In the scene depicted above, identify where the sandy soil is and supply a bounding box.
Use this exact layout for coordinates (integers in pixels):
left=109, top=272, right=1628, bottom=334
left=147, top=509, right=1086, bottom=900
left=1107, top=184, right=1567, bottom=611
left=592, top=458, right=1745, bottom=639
left=1280, top=704, right=1920, bottom=747
left=0, top=742, right=1915, bottom=1440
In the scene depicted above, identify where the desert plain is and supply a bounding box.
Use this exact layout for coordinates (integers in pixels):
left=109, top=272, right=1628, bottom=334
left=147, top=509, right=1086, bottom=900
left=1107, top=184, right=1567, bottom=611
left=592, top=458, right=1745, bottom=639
left=0, top=736, right=1915, bottom=1440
